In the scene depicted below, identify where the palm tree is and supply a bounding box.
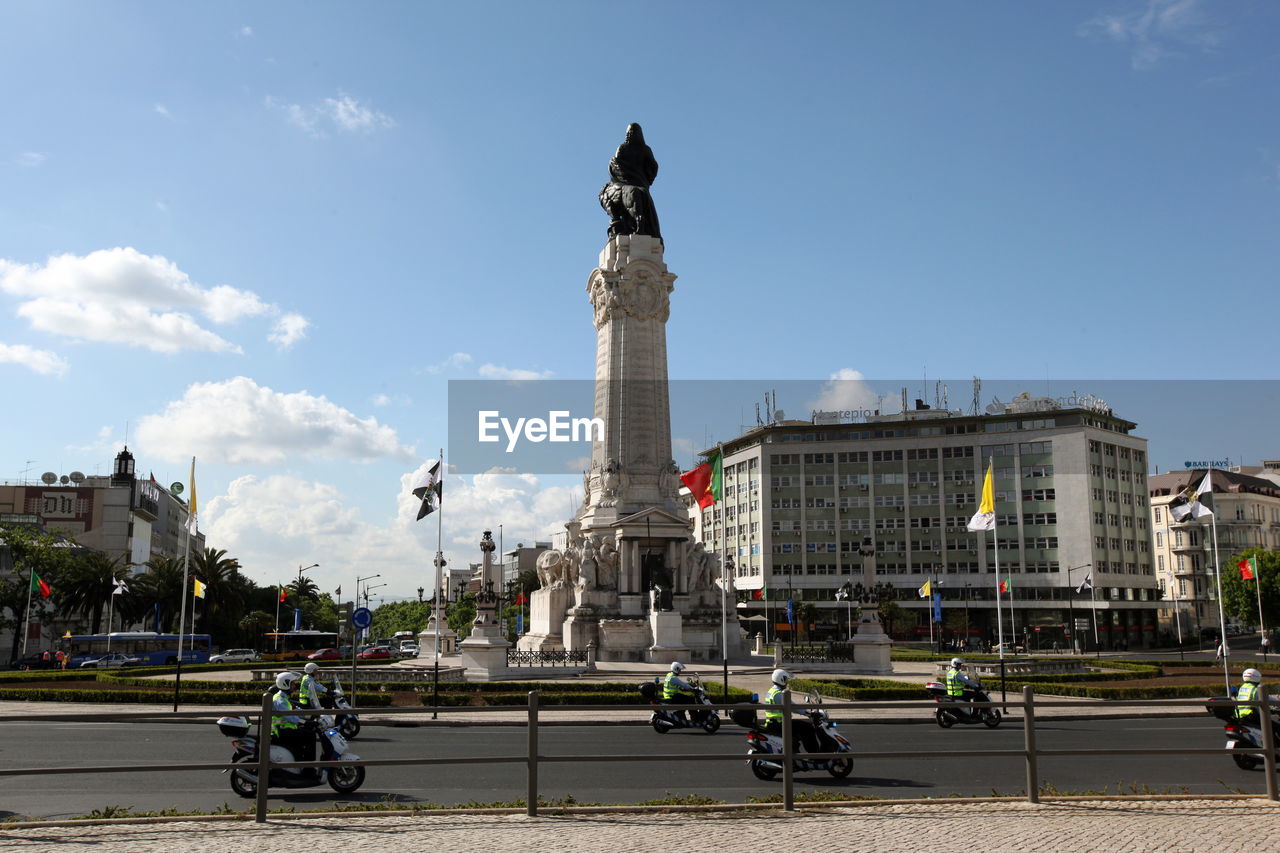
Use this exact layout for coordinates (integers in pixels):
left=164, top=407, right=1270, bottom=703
left=191, top=547, right=247, bottom=635
left=128, top=556, right=187, bottom=632
left=287, top=575, right=320, bottom=602
left=57, top=552, right=129, bottom=635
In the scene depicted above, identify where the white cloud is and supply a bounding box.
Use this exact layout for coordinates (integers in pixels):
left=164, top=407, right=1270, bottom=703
left=421, top=352, right=473, bottom=374
left=1079, top=0, right=1220, bottom=70
left=135, top=376, right=415, bottom=464
left=808, top=368, right=889, bottom=416
left=0, top=248, right=305, bottom=355
left=154, top=104, right=171, bottom=119
left=204, top=467, right=575, bottom=596
left=0, top=342, right=69, bottom=376
left=239, top=26, right=254, bottom=38
left=65, top=425, right=120, bottom=455
left=268, top=313, right=310, bottom=350
left=371, top=392, right=411, bottom=407
left=267, top=91, right=396, bottom=138
left=478, top=363, right=555, bottom=380
left=15, top=152, right=46, bottom=167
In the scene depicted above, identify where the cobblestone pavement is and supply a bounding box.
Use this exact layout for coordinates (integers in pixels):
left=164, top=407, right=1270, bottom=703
left=1, top=800, right=1276, bottom=852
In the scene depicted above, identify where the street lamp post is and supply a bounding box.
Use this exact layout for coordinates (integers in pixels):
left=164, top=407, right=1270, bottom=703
left=1065, top=564, right=1091, bottom=655
left=350, top=572, right=381, bottom=706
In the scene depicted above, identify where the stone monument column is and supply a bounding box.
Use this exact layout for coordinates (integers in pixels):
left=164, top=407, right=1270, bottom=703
left=459, top=530, right=512, bottom=680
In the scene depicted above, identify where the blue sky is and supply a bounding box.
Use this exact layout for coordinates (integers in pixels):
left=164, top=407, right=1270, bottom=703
left=2, top=1, right=1277, bottom=600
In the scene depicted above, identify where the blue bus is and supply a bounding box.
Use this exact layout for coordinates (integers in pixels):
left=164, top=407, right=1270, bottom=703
left=61, top=632, right=212, bottom=667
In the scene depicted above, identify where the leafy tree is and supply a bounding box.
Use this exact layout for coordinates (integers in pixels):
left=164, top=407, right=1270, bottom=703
left=57, top=552, right=129, bottom=634
left=448, top=593, right=476, bottom=639
left=127, top=556, right=187, bottom=632
left=190, top=547, right=249, bottom=640
left=797, top=603, right=817, bottom=642
left=369, top=599, right=433, bottom=642
left=1219, top=548, right=1280, bottom=629
left=878, top=599, right=905, bottom=639
left=0, top=524, right=80, bottom=661
left=238, top=610, right=275, bottom=641
left=287, top=576, right=320, bottom=602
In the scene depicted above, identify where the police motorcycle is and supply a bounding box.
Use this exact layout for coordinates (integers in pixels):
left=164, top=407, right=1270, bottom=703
left=1206, top=682, right=1280, bottom=771
left=731, top=695, right=853, bottom=780
left=925, top=677, right=1002, bottom=729
left=217, top=675, right=365, bottom=797
left=638, top=671, right=721, bottom=734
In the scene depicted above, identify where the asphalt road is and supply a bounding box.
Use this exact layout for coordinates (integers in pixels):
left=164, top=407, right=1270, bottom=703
left=0, top=717, right=1270, bottom=820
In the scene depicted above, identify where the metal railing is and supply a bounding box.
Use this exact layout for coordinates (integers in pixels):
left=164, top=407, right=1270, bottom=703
left=1, top=688, right=1276, bottom=824
left=506, top=649, right=589, bottom=667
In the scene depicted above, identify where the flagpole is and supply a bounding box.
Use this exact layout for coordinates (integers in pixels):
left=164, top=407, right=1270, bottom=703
left=174, top=456, right=195, bottom=713
left=433, top=448, right=444, bottom=721
left=1253, top=560, right=1266, bottom=662
left=718, top=443, right=729, bottom=701
left=988, top=455, right=1006, bottom=706
left=1089, top=570, right=1100, bottom=659
left=1206, top=469, right=1230, bottom=695
left=107, top=590, right=114, bottom=653
left=21, top=565, right=35, bottom=657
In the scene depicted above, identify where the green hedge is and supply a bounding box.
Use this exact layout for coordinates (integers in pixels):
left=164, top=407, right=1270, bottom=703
left=0, top=669, right=95, bottom=683
left=793, top=677, right=923, bottom=701
left=0, top=686, right=395, bottom=705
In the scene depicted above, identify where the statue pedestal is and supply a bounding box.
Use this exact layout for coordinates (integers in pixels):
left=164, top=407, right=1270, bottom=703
left=459, top=622, right=511, bottom=681
left=517, top=585, right=572, bottom=652
left=851, top=613, right=892, bottom=674
left=645, top=609, right=689, bottom=664
left=421, top=614, right=458, bottom=656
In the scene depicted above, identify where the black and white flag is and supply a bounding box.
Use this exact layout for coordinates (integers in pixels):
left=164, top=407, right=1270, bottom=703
left=1169, top=471, right=1213, bottom=522
left=412, top=459, right=443, bottom=521
left=1075, top=573, right=1093, bottom=594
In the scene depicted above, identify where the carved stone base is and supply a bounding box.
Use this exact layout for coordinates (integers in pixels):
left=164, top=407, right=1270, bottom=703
left=518, top=585, right=573, bottom=651
left=562, top=613, right=600, bottom=653
left=646, top=609, right=689, bottom=664
left=598, top=618, right=650, bottom=661
left=852, top=612, right=892, bottom=674
left=459, top=624, right=512, bottom=681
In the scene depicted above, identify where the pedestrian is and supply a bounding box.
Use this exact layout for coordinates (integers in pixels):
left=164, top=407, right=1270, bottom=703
left=1214, top=639, right=1224, bottom=662
left=1262, top=635, right=1271, bottom=657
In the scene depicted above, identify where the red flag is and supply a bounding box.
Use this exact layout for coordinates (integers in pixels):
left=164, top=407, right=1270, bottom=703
left=752, top=589, right=765, bottom=601
left=31, top=572, right=52, bottom=599
left=999, top=578, right=1010, bottom=595
left=515, top=592, right=526, bottom=606
left=279, top=587, right=288, bottom=603
left=679, top=452, right=723, bottom=510
left=1238, top=557, right=1257, bottom=581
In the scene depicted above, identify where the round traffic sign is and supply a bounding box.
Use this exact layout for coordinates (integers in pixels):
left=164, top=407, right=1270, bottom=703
left=351, top=607, right=373, bottom=630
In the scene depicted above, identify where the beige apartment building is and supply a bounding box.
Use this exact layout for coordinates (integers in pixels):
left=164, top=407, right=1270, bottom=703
left=686, top=394, right=1162, bottom=649
left=1149, top=467, right=1280, bottom=640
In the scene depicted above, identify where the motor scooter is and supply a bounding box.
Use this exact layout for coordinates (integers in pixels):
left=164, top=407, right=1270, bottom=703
left=1206, top=696, right=1280, bottom=770
left=925, top=681, right=1002, bottom=728
left=216, top=714, right=366, bottom=797
left=317, top=676, right=360, bottom=739
left=730, top=696, right=853, bottom=780
left=638, top=673, right=721, bottom=734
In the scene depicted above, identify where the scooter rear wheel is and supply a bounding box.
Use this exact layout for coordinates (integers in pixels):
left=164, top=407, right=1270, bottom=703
left=983, top=709, right=1002, bottom=728
left=935, top=709, right=955, bottom=729
left=229, top=756, right=257, bottom=799
left=340, top=717, right=361, bottom=739
left=827, top=756, right=853, bottom=778
left=1232, top=753, right=1261, bottom=771
left=652, top=718, right=672, bottom=733
left=749, top=753, right=779, bottom=781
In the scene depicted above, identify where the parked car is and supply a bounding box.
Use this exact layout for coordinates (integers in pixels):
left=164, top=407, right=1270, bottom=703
left=307, top=647, right=343, bottom=661
left=356, top=646, right=392, bottom=661
left=9, top=653, right=57, bottom=671
left=209, top=649, right=260, bottom=664
left=398, top=643, right=420, bottom=658
left=79, top=652, right=143, bottom=669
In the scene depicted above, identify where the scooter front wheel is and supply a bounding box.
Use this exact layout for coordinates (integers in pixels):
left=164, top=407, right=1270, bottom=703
left=652, top=717, right=672, bottom=733
left=935, top=709, right=955, bottom=729
left=340, top=717, right=361, bottom=739
left=327, top=763, right=366, bottom=794
left=983, top=708, right=1002, bottom=728
left=229, top=756, right=257, bottom=799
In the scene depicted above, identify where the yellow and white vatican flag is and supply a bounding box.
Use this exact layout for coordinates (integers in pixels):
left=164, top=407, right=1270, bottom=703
left=917, top=579, right=932, bottom=598
left=967, top=461, right=996, bottom=532
left=193, top=579, right=207, bottom=599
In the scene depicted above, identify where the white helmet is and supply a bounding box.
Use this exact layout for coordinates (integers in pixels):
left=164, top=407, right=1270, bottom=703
left=670, top=661, right=686, bottom=674
left=275, top=672, right=299, bottom=691
left=1243, top=668, right=1262, bottom=684
left=304, top=662, right=319, bottom=675
left=951, top=657, right=965, bottom=668
left=771, top=668, right=792, bottom=686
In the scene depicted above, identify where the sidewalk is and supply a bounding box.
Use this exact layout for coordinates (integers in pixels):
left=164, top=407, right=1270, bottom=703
left=2, top=799, right=1277, bottom=852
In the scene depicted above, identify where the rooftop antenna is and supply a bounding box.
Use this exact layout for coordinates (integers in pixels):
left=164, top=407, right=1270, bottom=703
left=755, top=402, right=762, bottom=427
left=900, top=387, right=908, bottom=414
left=942, top=384, right=950, bottom=410
left=20, top=460, right=36, bottom=482
left=971, top=377, right=981, bottom=416
left=934, top=379, right=941, bottom=410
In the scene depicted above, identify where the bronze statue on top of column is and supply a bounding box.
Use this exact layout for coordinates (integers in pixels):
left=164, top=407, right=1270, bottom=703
left=599, top=123, right=661, bottom=241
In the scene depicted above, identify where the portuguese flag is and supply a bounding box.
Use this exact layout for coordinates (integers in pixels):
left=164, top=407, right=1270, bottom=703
left=31, top=572, right=51, bottom=599
left=1238, top=556, right=1258, bottom=581
left=680, top=451, right=723, bottom=509
left=999, top=578, right=1011, bottom=595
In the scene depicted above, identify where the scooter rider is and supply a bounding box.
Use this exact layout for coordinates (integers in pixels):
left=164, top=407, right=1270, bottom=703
left=299, top=662, right=328, bottom=710
left=663, top=661, right=697, bottom=723
left=1235, top=668, right=1280, bottom=738
left=946, top=657, right=981, bottom=706
left=271, top=672, right=317, bottom=775
left=762, top=669, right=820, bottom=753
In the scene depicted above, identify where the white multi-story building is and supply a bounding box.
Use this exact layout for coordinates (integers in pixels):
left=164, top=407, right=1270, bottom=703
left=1149, top=467, right=1280, bottom=640
left=685, top=395, right=1162, bottom=649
